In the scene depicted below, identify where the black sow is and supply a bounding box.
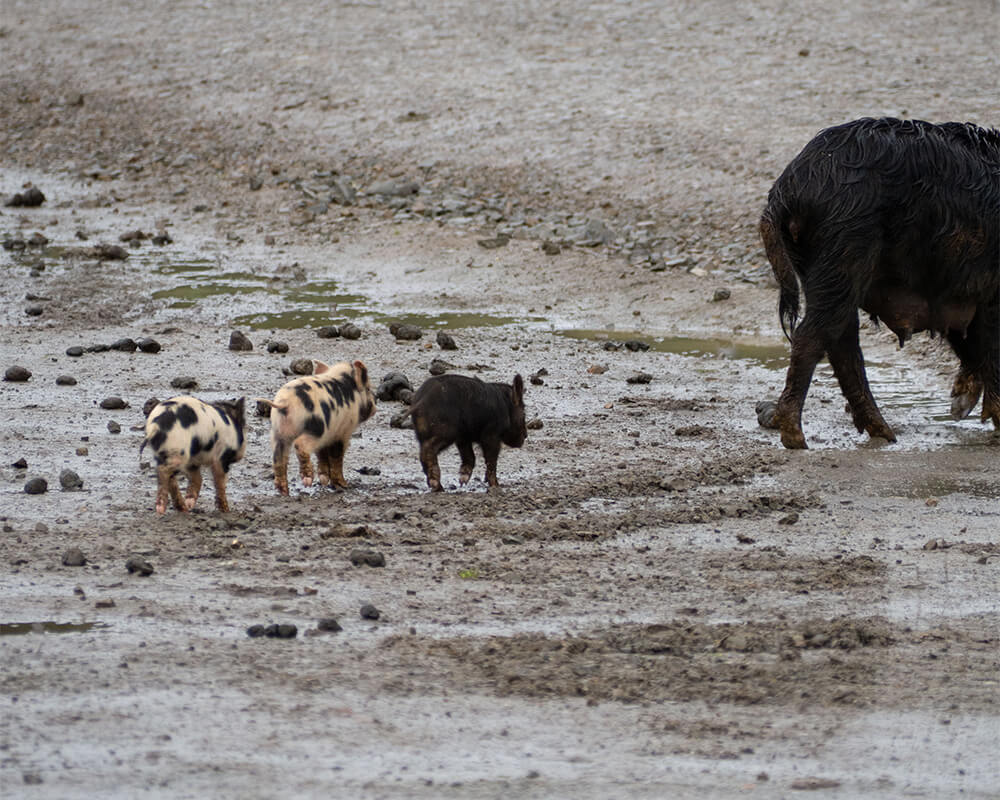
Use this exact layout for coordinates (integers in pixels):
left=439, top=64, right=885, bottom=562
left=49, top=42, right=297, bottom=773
left=760, top=117, right=1000, bottom=448
left=409, top=373, right=527, bottom=491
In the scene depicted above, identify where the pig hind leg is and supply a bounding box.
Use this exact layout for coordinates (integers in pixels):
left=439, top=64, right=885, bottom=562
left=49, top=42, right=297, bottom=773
left=184, top=466, right=203, bottom=510
left=949, top=310, right=1000, bottom=428
left=155, top=464, right=184, bottom=514
left=317, top=440, right=348, bottom=488
left=826, top=315, right=895, bottom=442
left=210, top=460, right=230, bottom=512
left=419, top=436, right=450, bottom=491
left=457, top=441, right=476, bottom=486
left=272, top=437, right=291, bottom=495
left=293, top=436, right=318, bottom=487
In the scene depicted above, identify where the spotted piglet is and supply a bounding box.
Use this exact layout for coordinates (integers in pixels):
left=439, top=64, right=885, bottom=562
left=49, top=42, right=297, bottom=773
left=141, top=396, right=247, bottom=514
left=259, top=360, right=376, bottom=495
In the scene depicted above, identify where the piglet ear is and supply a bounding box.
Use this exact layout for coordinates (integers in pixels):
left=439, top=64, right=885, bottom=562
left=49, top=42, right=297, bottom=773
left=353, top=360, right=369, bottom=387
left=312, top=360, right=331, bottom=375
left=234, top=397, right=245, bottom=414
left=512, top=374, right=525, bottom=403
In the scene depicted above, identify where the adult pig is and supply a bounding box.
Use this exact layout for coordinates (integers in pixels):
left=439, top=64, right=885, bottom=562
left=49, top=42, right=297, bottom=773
left=409, top=373, right=526, bottom=491
left=259, top=360, right=376, bottom=494
left=140, top=396, right=247, bottom=514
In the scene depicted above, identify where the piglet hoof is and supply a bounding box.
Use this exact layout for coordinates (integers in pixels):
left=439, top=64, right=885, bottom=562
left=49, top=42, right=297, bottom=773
left=216, top=500, right=230, bottom=512
left=427, top=480, right=443, bottom=492
left=317, top=475, right=330, bottom=487
left=184, top=497, right=197, bottom=510
left=274, top=481, right=289, bottom=496
left=302, top=477, right=314, bottom=488
left=155, top=501, right=167, bottom=515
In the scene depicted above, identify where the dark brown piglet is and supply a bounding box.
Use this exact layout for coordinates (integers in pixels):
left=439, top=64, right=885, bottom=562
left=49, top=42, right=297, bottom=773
left=409, top=373, right=526, bottom=491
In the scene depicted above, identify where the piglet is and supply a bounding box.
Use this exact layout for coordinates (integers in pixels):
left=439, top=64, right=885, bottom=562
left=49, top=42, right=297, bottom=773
left=258, top=360, right=376, bottom=495
left=140, top=396, right=247, bottom=514
left=409, top=373, right=526, bottom=491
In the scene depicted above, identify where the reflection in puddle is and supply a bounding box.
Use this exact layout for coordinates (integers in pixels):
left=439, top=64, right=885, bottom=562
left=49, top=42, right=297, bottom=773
left=557, top=329, right=790, bottom=369
left=0, top=621, right=109, bottom=636
left=374, top=311, right=546, bottom=330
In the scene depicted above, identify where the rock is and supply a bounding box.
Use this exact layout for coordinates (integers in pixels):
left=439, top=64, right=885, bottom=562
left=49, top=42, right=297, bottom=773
left=255, top=399, right=271, bottom=417
left=151, top=233, right=172, bottom=246
left=577, top=218, right=614, bottom=246
left=85, top=344, right=110, bottom=353
left=66, top=346, right=84, bottom=357
left=4, top=365, right=32, bottom=382
left=25, top=477, right=48, bottom=494
left=778, top=513, right=799, bottom=525
left=107, top=421, right=121, bottom=434
left=477, top=234, right=510, bottom=249
left=6, top=186, right=46, bottom=207
left=330, top=176, right=356, bottom=205
left=436, top=330, right=457, bottom=350
left=368, top=179, right=419, bottom=197
left=390, top=409, right=414, bottom=429
left=92, top=243, right=129, bottom=260
left=317, top=617, right=343, bottom=633
left=659, top=476, right=695, bottom=492
left=56, top=375, right=77, bottom=386
left=247, top=623, right=298, bottom=639
left=170, top=376, right=198, bottom=390
left=12, top=458, right=28, bottom=469
left=62, top=547, right=86, bottom=566
left=59, top=469, right=83, bottom=491
left=541, top=240, right=561, bottom=255
left=390, top=322, right=423, bottom=340
left=125, top=556, right=154, bottom=576
left=28, top=232, right=49, bottom=246
left=376, top=372, right=412, bottom=401
left=340, top=322, right=362, bottom=340
left=316, top=325, right=341, bottom=339
left=429, top=358, right=455, bottom=376
left=25, top=305, right=44, bottom=317
left=526, top=417, right=543, bottom=430
left=356, top=466, right=381, bottom=475
left=290, top=358, right=314, bottom=375
left=755, top=400, right=779, bottom=429
left=137, top=337, right=161, bottom=353
left=229, top=330, right=253, bottom=351
left=349, top=549, right=386, bottom=568
left=142, top=397, right=160, bottom=417
left=100, top=396, right=129, bottom=410
left=266, top=340, right=290, bottom=354
left=119, top=230, right=147, bottom=243
left=712, top=288, right=732, bottom=302
left=626, top=372, right=653, bottom=384
left=110, top=337, right=137, bottom=352
left=360, top=603, right=381, bottom=620
left=623, top=340, right=650, bottom=352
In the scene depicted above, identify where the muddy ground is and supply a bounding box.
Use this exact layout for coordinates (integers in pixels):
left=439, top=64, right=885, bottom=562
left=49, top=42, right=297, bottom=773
left=2, top=1, right=1000, bottom=797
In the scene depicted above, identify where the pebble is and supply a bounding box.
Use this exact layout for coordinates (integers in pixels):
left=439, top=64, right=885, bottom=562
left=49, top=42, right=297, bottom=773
left=229, top=330, right=253, bottom=351
left=12, top=457, right=28, bottom=469
left=368, top=179, right=419, bottom=197
left=712, top=288, right=732, bottom=302
left=266, top=340, right=289, bottom=354
left=91, top=243, right=129, bottom=260
left=317, top=617, right=343, bottom=633
left=376, top=372, right=412, bottom=401
left=360, top=603, right=381, bottom=620
left=541, top=240, right=561, bottom=255
left=349, top=549, right=386, bottom=568
left=170, top=376, right=198, bottom=390
left=526, top=418, right=544, bottom=430
left=247, top=623, right=298, bottom=639
left=125, top=556, right=155, bottom=576
left=316, top=325, right=341, bottom=339
left=255, top=399, right=271, bottom=417
left=290, top=358, right=314, bottom=375
left=429, top=358, right=456, bottom=376
left=62, top=547, right=86, bottom=567
left=107, top=421, right=121, bottom=434
left=110, top=337, right=137, bottom=352
left=100, top=396, right=129, bottom=410
left=66, top=346, right=84, bottom=357
left=142, top=397, right=160, bottom=417
left=436, top=331, right=457, bottom=350
left=25, top=305, right=44, bottom=317
left=137, top=337, right=161, bottom=353
left=339, top=323, right=362, bottom=340
left=390, top=409, right=414, bottom=429
left=623, top=340, right=650, bottom=352
left=5, top=186, right=46, bottom=207
left=390, top=322, right=423, bottom=340
left=4, top=365, right=32, bottom=382
left=59, top=469, right=83, bottom=491
left=24, top=477, right=48, bottom=494
left=626, top=372, right=653, bottom=384
left=56, top=375, right=77, bottom=385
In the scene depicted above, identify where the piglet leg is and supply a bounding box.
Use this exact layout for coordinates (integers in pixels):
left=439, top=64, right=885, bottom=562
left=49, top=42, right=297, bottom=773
left=457, top=442, right=476, bottom=486
left=184, top=467, right=202, bottom=510
left=482, top=439, right=501, bottom=489
left=272, top=440, right=290, bottom=495
left=294, top=439, right=316, bottom=487
left=419, top=440, right=444, bottom=491
left=211, top=460, right=230, bottom=512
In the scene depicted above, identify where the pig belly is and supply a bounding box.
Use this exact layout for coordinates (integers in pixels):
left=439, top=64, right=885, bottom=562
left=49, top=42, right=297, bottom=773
left=863, top=285, right=977, bottom=341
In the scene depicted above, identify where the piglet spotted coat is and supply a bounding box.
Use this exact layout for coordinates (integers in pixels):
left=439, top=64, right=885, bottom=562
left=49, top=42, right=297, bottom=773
left=259, top=359, right=376, bottom=494
left=141, top=396, right=247, bottom=514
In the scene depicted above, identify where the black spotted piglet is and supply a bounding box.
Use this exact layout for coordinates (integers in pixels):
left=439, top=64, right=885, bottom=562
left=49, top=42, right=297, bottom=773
left=409, top=373, right=527, bottom=491
left=258, top=360, right=376, bottom=495
left=141, top=396, right=247, bottom=514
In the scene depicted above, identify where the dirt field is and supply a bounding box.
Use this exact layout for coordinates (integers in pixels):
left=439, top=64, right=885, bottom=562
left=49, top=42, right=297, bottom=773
left=2, top=1, right=999, bottom=797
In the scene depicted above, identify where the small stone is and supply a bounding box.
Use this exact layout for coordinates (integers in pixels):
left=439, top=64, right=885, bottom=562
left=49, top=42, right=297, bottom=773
left=56, top=375, right=77, bottom=386
left=778, top=513, right=799, bottom=525
left=110, top=337, right=137, bottom=352
left=390, top=323, right=423, bottom=340
left=66, top=346, right=84, bottom=357
left=125, top=556, right=154, bottom=576
left=119, top=230, right=147, bottom=243
left=107, top=421, right=121, bottom=434
left=360, top=603, right=381, bottom=620
left=390, top=409, right=414, bottom=428
left=22, top=773, right=44, bottom=786
left=12, top=457, right=28, bottom=469
left=541, top=240, right=561, bottom=255
left=25, top=305, right=44, bottom=317
left=526, top=418, right=543, bottom=430
left=477, top=234, right=510, bottom=249
left=317, top=617, right=343, bottom=633
left=170, top=376, right=198, bottom=390
left=137, top=338, right=161, bottom=353
left=349, top=549, right=386, bottom=568
left=4, top=365, right=32, bottom=382
left=151, top=233, right=172, bottom=246
left=229, top=330, right=253, bottom=351
left=246, top=625, right=267, bottom=638
left=59, top=469, right=83, bottom=491
left=100, top=396, right=129, bottom=410
left=62, top=547, right=86, bottom=566
left=712, top=288, right=731, bottom=302
left=340, top=323, right=362, bottom=340
left=142, top=397, right=160, bottom=417
left=429, top=358, right=454, bottom=376
left=316, top=325, right=341, bottom=339
left=266, top=340, right=289, bottom=354
left=623, top=340, right=650, bottom=352
left=255, top=399, right=271, bottom=417
left=6, top=186, right=46, bottom=207
left=86, top=344, right=110, bottom=353
left=290, top=358, right=314, bottom=375
left=436, top=331, right=457, bottom=350
left=263, top=623, right=297, bottom=639
left=626, top=372, right=653, bottom=384
left=25, top=477, right=48, bottom=494
left=28, top=232, right=49, bottom=246
left=92, top=243, right=129, bottom=260
left=376, top=371, right=412, bottom=401
left=76, top=447, right=89, bottom=456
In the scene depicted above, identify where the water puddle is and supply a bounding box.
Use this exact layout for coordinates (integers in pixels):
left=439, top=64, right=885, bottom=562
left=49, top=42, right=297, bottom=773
left=0, top=621, right=109, bottom=636
left=556, top=329, right=790, bottom=369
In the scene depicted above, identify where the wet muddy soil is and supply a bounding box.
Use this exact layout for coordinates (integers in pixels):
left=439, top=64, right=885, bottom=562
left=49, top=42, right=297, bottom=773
left=2, top=2, right=1000, bottom=798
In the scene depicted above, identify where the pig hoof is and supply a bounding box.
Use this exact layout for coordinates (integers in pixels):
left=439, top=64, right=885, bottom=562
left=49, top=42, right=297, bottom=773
left=302, top=477, right=313, bottom=488
left=155, top=503, right=167, bottom=515
left=318, top=475, right=330, bottom=487
left=184, top=497, right=197, bottom=510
